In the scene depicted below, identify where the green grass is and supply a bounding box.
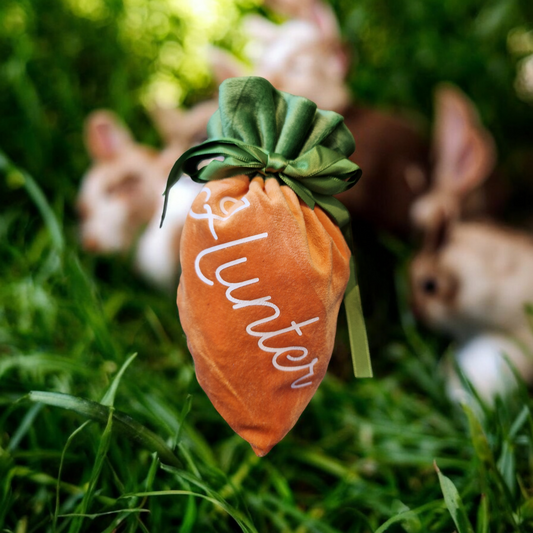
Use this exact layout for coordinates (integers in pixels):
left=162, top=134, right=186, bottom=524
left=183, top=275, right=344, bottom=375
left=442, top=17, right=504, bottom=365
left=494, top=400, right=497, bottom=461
left=1, top=1, right=533, bottom=530
left=1, top=156, right=532, bottom=532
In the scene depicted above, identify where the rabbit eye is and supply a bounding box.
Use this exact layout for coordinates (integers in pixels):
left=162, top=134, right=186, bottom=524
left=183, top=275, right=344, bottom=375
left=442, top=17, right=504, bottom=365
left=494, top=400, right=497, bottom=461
left=107, top=173, right=142, bottom=196
left=420, top=277, right=438, bottom=295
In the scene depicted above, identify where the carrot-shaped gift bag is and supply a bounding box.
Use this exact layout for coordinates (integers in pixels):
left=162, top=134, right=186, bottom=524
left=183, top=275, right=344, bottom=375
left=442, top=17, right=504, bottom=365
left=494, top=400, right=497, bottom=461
left=161, top=77, right=372, bottom=456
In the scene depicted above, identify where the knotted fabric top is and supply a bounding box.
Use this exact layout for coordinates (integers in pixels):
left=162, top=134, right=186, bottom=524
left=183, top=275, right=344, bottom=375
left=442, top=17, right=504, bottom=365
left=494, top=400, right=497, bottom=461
left=161, top=76, right=372, bottom=378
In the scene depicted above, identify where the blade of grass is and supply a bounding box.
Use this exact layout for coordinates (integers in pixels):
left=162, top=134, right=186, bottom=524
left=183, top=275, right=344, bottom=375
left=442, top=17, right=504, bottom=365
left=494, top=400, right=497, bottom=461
left=28, top=391, right=182, bottom=468
left=0, top=451, right=14, bottom=528
left=6, top=402, right=42, bottom=452
left=178, top=493, right=198, bottom=533
left=462, top=403, right=493, bottom=464
left=0, top=354, right=90, bottom=381
left=68, top=407, right=115, bottom=533
left=116, top=454, right=161, bottom=533
left=509, top=405, right=530, bottom=439
left=0, top=150, right=64, bottom=254
left=463, top=403, right=520, bottom=527
left=172, top=394, right=192, bottom=448
left=476, top=494, right=489, bottom=533
left=251, top=492, right=342, bottom=533
left=497, top=440, right=516, bottom=497
left=54, top=420, right=91, bottom=532
left=63, top=255, right=118, bottom=360
left=120, top=490, right=258, bottom=533
left=374, top=501, right=444, bottom=533
left=435, top=462, right=475, bottom=533
left=100, top=352, right=137, bottom=407
left=165, top=465, right=258, bottom=531
left=60, top=509, right=149, bottom=519
left=390, top=500, right=422, bottom=533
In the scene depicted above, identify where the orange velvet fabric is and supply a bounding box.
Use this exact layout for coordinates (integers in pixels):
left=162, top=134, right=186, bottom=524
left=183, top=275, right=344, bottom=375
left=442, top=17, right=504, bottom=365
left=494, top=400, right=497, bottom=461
left=177, top=175, right=350, bottom=456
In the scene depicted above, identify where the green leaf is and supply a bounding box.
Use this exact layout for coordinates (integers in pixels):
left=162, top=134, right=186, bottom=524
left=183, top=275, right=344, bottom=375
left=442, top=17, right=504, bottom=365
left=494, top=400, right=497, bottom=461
left=28, top=391, right=182, bottom=468
left=6, top=402, right=42, bottom=452
left=497, top=441, right=516, bottom=496
left=390, top=500, right=422, bottom=533
left=68, top=407, right=115, bottom=533
left=374, top=502, right=442, bottom=533
left=100, top=352, right=137, bottom=407
left=509, top=406, right=530, bottom=439
left=54, top=420, right=91, bottom=531
left=0, top=150, right=64, bottom=254
left=59, top=509, right=149, bottom=519
left=476, top=494, right=489, bottom=533
left=462, top=404, right=493, bottom=465
left=173, top=393, right=192, bottom=448
left=121, top=490, right=258, bottom=533
left=435, top=462, right=475, bottom=533
left=179, top=492, right=198, bottom=533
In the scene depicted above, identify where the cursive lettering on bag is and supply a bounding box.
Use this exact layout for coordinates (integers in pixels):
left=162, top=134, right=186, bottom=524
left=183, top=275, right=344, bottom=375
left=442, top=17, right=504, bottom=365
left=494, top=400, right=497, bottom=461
left=189, top=187, right=251, bottom=240
left=190, top=189, right=320, bottom=389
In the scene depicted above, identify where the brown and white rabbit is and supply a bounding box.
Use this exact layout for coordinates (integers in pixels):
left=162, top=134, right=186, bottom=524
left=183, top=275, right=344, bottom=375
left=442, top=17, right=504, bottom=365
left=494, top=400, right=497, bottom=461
left=410, top=85, right=533, bottom=402
left=214, top=0, right=430, bottom=236
left=77, top=101, right=216, bottom=289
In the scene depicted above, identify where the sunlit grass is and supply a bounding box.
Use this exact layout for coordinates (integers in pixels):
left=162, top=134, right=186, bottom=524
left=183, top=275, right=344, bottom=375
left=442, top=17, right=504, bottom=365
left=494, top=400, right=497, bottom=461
left=69, top=0, right=260, bottom=108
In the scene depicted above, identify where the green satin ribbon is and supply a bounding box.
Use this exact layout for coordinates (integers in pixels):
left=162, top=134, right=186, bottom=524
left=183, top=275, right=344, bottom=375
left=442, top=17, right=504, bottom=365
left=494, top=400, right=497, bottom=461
left=161, top=77, right=372, bottom=379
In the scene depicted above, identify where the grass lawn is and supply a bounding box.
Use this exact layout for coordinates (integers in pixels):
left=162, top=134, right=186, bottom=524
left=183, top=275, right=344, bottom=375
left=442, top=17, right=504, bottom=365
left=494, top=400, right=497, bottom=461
left=1, top=154, right=532, bottom=532
left=1, top=1, right=533, bottom=531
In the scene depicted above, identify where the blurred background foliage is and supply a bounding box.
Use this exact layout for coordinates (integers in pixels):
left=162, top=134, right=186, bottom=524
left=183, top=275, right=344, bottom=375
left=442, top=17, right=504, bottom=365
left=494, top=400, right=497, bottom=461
left=2, top=1, right=533, bottom=531
left=1, top=0, right=533, bottom=218
left=0, top=0, right=256, bottom=213
left=333, top=0, right=533, bottom=209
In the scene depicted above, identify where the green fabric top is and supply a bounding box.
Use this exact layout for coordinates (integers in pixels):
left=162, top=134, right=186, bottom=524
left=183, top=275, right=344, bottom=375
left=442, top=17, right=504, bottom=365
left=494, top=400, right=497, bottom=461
left=207, top=76, right=355, bottom=158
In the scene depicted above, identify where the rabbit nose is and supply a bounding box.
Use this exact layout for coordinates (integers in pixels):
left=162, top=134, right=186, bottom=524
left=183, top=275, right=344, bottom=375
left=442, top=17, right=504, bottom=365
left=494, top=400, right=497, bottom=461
left=420, top=277, right=438, bottom=295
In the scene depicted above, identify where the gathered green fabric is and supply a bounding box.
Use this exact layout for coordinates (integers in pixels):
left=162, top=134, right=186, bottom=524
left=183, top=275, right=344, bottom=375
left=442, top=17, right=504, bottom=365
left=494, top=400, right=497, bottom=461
left=161, top=76, right=372, bottom=378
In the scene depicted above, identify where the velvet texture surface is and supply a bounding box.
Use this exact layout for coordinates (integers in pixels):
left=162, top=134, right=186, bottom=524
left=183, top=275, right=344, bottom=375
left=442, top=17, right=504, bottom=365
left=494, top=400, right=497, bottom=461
left=178, top=175, right=350, bottom=456
left=163, top=77, right=370, bottom=455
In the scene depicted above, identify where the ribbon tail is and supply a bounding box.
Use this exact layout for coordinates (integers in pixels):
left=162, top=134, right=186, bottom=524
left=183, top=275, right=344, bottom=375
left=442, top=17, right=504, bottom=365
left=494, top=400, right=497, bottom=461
left=344, top=255, right=372, bottom=378
left=342, top=224, right=372, bottom=378
left=313, top=194, right=372, bottom=378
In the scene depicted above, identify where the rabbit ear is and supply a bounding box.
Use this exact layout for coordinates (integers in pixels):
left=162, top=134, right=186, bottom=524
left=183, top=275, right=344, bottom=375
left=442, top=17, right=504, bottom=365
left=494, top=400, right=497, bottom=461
left=432, top=84, right=496, bottom=196
left=309, top=1, right=340, bottom=41
left=209, top=47, right=248, bottom=86
left=84, top=110, right=133, bottom=161
left=263, top=0, right=315, bottom=20
left=309, top=2, right=350, bottom=79
left=423, top=206, right=452, bottom=252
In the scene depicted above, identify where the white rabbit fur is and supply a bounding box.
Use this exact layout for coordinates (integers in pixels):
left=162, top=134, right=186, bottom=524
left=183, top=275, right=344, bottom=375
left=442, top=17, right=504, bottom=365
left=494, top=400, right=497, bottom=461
left=242, top=10, right=350, bottom=113
left=209, top=0, right=350, bottom=113
left=77, top=102, right=216, bottom=290
left=410, top=85, right=533, bottom=403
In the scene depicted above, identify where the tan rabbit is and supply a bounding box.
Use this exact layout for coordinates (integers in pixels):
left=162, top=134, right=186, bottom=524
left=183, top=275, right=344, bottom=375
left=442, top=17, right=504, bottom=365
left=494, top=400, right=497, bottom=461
left=410, top=85, right=533, bottom=402
left=77, top=101, right=216, bottom=289
left=212, top=0, right=430, bottom=236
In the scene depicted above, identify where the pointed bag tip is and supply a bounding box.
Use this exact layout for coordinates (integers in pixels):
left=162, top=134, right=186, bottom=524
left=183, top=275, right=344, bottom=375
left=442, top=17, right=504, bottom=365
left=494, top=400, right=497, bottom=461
left=250, top=443, right=274, bottom=457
